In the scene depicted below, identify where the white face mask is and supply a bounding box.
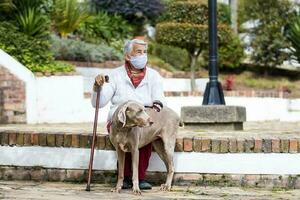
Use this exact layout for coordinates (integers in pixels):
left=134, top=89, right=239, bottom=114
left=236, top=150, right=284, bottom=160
left=129, top=54, right=147, bottom=69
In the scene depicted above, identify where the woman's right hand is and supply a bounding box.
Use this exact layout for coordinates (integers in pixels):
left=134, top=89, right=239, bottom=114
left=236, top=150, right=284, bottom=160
left=93, top=74, right=107, bottom=92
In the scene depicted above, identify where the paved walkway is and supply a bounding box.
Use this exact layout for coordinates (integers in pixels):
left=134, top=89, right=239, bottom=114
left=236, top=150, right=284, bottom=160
left=0, top=121, right=299, bottom=138
left=0, top=181, right=299, bottom=200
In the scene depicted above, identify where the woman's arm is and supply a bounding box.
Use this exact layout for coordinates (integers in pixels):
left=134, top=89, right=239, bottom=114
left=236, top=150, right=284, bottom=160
left=91, top=75, right=115, bottom=108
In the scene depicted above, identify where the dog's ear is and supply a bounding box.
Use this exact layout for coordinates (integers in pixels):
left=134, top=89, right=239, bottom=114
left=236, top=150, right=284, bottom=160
left=117, top=103, right=129, bottom=127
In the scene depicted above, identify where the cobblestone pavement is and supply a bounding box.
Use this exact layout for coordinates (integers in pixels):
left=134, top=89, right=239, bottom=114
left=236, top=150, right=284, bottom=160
left=0, top=121, right=299, bottom=138
left=0, top=181, right=300, bottom=200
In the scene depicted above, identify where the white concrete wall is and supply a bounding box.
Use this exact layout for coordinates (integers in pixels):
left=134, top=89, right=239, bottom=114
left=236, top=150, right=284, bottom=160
left=1, top=146, right=300, bottom=175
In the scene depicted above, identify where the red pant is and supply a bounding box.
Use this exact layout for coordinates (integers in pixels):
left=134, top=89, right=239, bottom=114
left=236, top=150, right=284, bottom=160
left=107, top=122, right=152, bottom=180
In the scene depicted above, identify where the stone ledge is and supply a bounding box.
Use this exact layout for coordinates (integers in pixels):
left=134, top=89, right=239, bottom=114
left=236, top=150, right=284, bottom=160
left=0, top=131, right=299, bottom=154
left=0, top=166, right=299, bottom=189
left=181, top=106, right=246, bottom=123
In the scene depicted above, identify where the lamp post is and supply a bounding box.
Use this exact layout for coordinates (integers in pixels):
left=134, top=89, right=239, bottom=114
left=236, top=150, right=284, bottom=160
left=202, top=0, right=225, bottom=105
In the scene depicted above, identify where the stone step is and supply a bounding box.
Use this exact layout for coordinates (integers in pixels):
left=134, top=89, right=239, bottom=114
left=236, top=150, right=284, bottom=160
left=1, top=166, right=300, bottom=189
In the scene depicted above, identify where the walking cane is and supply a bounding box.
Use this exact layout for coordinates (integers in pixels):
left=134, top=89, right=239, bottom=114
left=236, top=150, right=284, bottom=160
left=86, top=75, right=109, bottom=191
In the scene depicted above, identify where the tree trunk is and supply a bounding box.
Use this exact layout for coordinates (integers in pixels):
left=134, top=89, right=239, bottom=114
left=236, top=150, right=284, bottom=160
left=229, top=0, right=238, bottom=33
left=189, top=53, right=197, bottom=92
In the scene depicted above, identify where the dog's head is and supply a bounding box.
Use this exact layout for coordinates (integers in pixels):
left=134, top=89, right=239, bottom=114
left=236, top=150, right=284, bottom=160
left=117, top=101, right=153, bottom=128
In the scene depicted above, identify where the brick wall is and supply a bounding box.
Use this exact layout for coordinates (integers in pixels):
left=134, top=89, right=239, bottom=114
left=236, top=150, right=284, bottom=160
left=1, top=130, right=299, bottom=154
left=0, top=65, right=26, bottom=123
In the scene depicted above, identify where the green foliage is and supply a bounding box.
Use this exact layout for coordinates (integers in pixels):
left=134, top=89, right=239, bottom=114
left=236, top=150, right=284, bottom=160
left=160, top=0, right=230, bottom=25
left=15, top=7, right=50, bottom=37
left=0, top=21, right=74, bottom=73
left=0, top=0, right=15, bottom=12
left=52, top=0, right=90, bottom=37
left=0, top=21, right=52, bottom=67
left=148, top=42, right=189, bottom=71
left=203, top=34, right=245, bottom=69
left=239, top=0, right=295, bottom=68
left=51, top=35, right=123, bottom=62
left=148, top=55, right=176, bottom=72
left=287, top=15, right=300, bottom=63
left=0, top=0, right=50, bottom=37
left=77, top=12, right=133, bottom=44
left=28, top=61, right=74, bottom=73
left=156, top=0, right=240, bottom=91
left=156, top=22, right=232, bottom=52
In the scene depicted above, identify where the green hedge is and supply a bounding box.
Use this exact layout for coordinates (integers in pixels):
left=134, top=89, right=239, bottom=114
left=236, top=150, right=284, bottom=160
left=160, top=0, right=230, bottom=25
left=156, top=22, right=232, bottom=49
left=51, top=35, right=123, bottom=63
left=0, top=21, right=74, bottom=73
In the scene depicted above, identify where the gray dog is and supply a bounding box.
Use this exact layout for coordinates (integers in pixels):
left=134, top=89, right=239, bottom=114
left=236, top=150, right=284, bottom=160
left=109, top=100, right=181, bottom=195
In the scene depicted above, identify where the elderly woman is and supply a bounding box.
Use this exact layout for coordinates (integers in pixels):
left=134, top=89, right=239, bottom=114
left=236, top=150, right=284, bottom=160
left=91, top=39, right=165, bottom=190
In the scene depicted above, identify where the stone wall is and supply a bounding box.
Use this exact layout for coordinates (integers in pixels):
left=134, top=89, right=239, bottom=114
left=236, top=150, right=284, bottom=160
left=0, top=65, right=26, bottom=123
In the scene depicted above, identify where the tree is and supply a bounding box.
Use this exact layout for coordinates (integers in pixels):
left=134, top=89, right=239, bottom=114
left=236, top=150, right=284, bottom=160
left=156, top=0, right=233, bottom=92
left=239, top=0, right=295, bottom=72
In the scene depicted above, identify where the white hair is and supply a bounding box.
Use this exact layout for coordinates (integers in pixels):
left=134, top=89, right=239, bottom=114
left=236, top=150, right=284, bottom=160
left=123, top=39, right=148, bottom=55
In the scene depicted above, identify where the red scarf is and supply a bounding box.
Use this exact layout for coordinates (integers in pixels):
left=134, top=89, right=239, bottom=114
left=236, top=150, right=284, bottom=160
left=125, top=61, right=146, bottom=88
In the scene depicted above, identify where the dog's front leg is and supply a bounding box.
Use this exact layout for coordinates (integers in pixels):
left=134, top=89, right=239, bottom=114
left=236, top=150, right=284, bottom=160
left=131, top=148, right=141, bottom=195
left=111, top=146, right=125, bottom=193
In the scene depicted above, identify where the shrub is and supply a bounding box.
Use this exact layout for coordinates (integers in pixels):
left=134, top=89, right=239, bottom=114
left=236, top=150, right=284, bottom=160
left=0, top=0, right=50, bottom=38
left=77, top=12, right=133, bottom=44
left=286, top=15, right=300, bottom=63
left=148, top=42, right=189, bottom=71
left=52, top=0, right=91, bottom=37
left=148, top=55, right=176, bottom=72
left=92, top=0, right=164, bottom=33
left=0, top=21, right=74, bottom=73
left=0, top=21, right=52, bottom=67
left=202, top=33, right=245, bottom=69
left=160, top=0, right=229, bottom=25
left=51, top=35, right=123, bottom=62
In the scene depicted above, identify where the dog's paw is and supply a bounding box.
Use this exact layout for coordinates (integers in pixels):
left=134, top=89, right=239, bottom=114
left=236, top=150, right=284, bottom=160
left=132, top=187, right=142, bottom=195
left=111, top=186, right=121, bottom=193
left=160, top=184, right=171, bottom=191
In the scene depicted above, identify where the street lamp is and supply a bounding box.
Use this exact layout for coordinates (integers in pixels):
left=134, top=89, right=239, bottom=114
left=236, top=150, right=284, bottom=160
left=202, top=0, right=225, bottom=105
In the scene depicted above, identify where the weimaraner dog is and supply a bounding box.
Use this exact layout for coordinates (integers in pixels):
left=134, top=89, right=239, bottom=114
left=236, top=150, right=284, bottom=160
left=109, top=100, right=181, bottom=195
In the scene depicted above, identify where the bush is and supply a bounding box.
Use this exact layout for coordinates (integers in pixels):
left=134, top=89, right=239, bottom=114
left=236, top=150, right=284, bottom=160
left=92, top=0, right=164, bottom=25
left=160, top=0, right=229, bottom=24
left=148, top=42, right=189, bottom=71
left=286, top=15, right=300, bottom=63
left=51, top=35, right=123, bottom=62
left=52, top=0, right=90, bottom=37
left=28, top=61, right=74, bottom=73
left=148, top=55, right=176, bottom=72
left=77, top=12, right=133, bottom=44
left=203, top=34, right=245, bottom=69
left=0, top=21, right=74, bottom=73
left=0, top=0, right=51, bottom=38
left=0, top=21, right=52, bottom=67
